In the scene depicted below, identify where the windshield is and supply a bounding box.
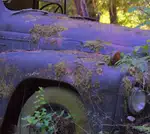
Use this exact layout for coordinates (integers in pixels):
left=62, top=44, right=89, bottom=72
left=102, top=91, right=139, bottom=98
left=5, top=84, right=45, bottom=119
left=3, top=0, right=78, bottom=16
left=39, top=0, right=78, bottom=15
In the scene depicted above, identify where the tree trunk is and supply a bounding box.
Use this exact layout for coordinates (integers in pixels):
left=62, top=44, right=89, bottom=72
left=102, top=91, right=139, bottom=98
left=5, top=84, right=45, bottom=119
left=108, top=0, right=117, bottom=24
left=74, top=0, right=89, bottom=17
left=86, top=0, right=97, bottom=18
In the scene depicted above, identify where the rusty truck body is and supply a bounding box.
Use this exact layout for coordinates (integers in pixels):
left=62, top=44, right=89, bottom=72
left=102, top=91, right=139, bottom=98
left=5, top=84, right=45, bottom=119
left=0, top=0, right=150, bottom=134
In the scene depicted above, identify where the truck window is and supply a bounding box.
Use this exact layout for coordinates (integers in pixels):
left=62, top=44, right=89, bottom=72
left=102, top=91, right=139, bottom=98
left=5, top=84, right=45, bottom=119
left=3, top=0, right=78, bottom=16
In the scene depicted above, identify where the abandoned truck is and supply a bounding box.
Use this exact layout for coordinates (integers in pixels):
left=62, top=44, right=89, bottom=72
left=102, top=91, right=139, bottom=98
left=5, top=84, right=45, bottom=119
left=0, top=0, right=150, bottom=134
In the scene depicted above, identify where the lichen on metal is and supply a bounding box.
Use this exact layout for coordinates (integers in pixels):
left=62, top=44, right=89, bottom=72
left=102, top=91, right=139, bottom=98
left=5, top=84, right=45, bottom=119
left=30, top=24, right=68, bottom=44
left=54, top=61, right=67, bottom=79
left=122, top=76, right=132, bottom=97
left=52, top=60, right=94, bottom=91
left=102, top=55, right=111, bottom=64
left=52, top=60, right=101, bottom=93
left=125, top=65, right=150, bottom=93
left=84, top=40, right=111, bottom=53
left=135, top=71, right=150, bottom=93
left=0, top=78, right=14, bottom=98
left=73, top=63, right=93, bottom=90
left=0, top=52, right=105, bottom=101
left=72, top=50, right=111, bottom=65
left=0, top=64, right=18, bottom=98
left=96, top=67, right=103, bottom=75
left=79, top=55, right=110, bottom=64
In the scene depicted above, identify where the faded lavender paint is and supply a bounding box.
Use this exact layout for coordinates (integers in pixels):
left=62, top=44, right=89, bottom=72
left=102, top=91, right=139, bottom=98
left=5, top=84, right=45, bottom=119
left=0, top=0, right=150, bottom=133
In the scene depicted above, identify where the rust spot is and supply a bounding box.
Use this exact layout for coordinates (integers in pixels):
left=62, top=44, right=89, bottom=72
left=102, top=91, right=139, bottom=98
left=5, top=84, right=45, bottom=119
left=110, top=51, right=121, bottom=65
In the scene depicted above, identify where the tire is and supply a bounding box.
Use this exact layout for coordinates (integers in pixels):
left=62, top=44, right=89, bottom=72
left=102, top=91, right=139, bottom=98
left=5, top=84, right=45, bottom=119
left=16, top=87, right=90, bottom=134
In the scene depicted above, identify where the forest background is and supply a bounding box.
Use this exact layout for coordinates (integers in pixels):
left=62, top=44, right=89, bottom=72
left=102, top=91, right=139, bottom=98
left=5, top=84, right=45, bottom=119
left=39, top=0, right=150, bottom=30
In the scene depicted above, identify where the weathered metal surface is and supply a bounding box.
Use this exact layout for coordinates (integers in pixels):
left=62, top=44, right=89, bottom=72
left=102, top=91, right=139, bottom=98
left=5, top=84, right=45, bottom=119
left=0, top=50, right=125, bottom=133
left=0, top=50, right=122, bottom=97
left=0, top=1, right=150, bottom=133
left=0, top=5, right=150, bottom=55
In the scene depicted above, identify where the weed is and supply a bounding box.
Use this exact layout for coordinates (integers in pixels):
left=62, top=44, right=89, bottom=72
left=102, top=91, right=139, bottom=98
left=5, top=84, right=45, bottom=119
left=22, top=87, right=71, bottom=134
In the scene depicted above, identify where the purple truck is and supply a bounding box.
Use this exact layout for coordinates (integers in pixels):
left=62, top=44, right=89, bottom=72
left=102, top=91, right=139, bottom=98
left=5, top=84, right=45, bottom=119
left=0, top=0, right=150, bottom=134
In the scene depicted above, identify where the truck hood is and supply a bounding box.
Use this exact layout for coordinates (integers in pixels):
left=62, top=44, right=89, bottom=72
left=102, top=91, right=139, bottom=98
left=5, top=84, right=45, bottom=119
left=0, top=8, right=150, bottom=55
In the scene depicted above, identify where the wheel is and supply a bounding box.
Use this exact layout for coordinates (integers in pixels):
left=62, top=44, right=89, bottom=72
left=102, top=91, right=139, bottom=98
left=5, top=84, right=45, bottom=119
left=16, top=87, right=90, bottom=134
left=40, top=3, right=63, bottom=14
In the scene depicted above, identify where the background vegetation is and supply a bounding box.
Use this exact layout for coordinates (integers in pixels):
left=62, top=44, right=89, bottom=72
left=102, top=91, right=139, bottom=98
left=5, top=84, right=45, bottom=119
left=39, top=0, right=150, bottom=30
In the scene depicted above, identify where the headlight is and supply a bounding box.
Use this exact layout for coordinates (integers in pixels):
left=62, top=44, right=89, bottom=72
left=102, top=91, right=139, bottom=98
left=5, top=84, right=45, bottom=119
left=128, top=87, right=146, bottom=115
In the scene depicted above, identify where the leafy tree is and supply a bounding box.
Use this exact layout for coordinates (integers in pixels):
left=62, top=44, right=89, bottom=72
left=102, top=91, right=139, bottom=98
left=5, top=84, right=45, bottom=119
left=108, top=0, right=117, bottom=24
left=86, top=0, right=97, bottom=18
left=91, top=0, right=150, bottom=28
left=128, top=0, right=150, bottom=28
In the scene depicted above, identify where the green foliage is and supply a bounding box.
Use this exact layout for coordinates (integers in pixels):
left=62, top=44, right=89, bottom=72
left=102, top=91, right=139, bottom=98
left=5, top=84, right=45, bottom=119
left=92, top=0, right=150, bottom=29
left=116, top=55, right=148, bottom=72
left=115, top=2, right=150, bottom=131
left=132, top=126, right=150, bottom=134
left=116, top=2, right=150, bottom=73
left=115, top=42, right=150, bottom=73
left=38, top=0, right=150, bottom=29
left=34, top=87, right=47, bottom=109
left=22, top=87, right=71, bottom=134
left=128, top=7, right=138, bottom=13
left=133, top=40, right=150, bottom=55
left=128, top=1, right=150, bottom=29
left=115, top=42, right=150, bottom=133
